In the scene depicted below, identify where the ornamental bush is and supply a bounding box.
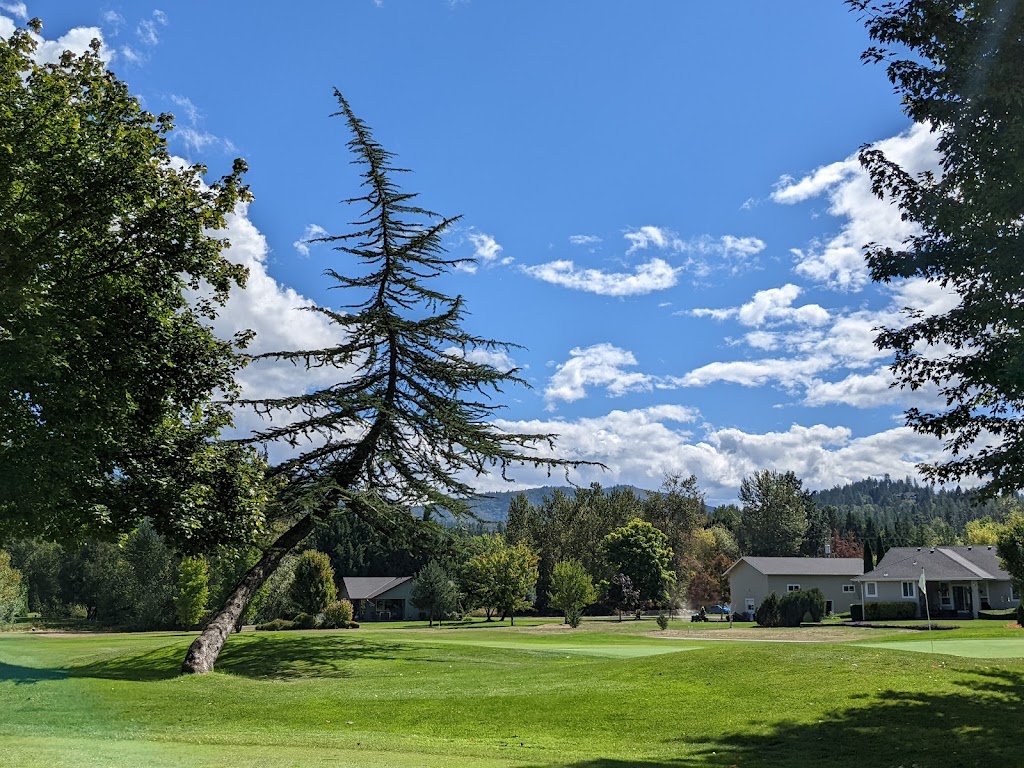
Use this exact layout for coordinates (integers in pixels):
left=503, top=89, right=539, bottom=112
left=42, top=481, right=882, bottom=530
left=755, top=592, right=780, bottom=627
left=323, top=599, right=354, bottom=628
left=289, top=551, right=336, bottom=616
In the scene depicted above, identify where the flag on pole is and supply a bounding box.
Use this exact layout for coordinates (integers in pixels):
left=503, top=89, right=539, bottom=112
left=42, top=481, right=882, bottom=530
left=919, top=569, right=927, bottom=595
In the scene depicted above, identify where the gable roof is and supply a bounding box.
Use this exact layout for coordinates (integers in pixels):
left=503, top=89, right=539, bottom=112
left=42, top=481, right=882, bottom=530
left=854, top=546, right=1008, bottom=582
left=725, top=556, right=863, bottom=578
left=342, top=576, right=414, bottom=600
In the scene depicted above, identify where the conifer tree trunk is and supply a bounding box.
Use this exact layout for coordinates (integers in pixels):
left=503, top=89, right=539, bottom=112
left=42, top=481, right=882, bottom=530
left=180, top=514, right=315, bottom=674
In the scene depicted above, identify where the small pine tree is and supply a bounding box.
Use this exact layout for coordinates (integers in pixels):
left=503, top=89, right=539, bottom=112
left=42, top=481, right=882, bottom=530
left=173, top=556, right=210, bottom=629
left=412, top=560, right=460, bottom=627
left=289, top=551, right=336, bottom=616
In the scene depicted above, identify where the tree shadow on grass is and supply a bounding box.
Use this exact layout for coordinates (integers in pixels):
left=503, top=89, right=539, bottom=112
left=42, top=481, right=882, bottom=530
left=0, top=661, right=69, bottom=684
left=60, top=633, right=429, bottom=682
left=675, top=667, right=1024, bottom=768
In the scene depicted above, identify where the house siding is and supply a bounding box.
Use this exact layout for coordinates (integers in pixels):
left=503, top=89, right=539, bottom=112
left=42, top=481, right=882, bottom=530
left=727, top=560, right=861, bottom=616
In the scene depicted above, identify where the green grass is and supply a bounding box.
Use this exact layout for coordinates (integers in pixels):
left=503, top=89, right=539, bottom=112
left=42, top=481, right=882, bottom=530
left=2, top=619, right=1023, bottom=767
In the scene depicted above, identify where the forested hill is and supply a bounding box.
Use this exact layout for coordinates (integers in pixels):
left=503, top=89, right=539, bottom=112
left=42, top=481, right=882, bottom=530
left=450, top=476, right=1009, bottom=530
left=439, top=485, right=651, bottom=524
left=810, top=476, right=1006, bottom=531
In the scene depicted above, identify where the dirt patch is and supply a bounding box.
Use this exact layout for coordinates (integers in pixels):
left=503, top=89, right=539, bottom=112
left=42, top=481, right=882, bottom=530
left=655, top=625, right=906, bottom=643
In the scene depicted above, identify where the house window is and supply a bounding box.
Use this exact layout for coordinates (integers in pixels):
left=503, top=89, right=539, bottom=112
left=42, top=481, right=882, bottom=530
left=902, top=581, right=917, bottom=599
left=939, top=583, right=951, bottom=606
left=843, top=585, right=856, bottom=593
left=787, top=584, right=801, bottom=592
left=866, top=582, right=877, bottom=598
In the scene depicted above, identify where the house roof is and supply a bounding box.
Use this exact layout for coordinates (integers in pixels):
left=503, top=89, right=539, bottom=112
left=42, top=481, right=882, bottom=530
left=853, top=546, right=1008, bottom=582
left=724, top=556, right=863, bottom=578
left=341, top=576, right=414, bottom=600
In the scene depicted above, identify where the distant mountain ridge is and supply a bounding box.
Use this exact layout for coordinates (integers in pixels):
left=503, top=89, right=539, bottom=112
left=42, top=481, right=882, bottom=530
left=433, top=484, right=652, bottom=523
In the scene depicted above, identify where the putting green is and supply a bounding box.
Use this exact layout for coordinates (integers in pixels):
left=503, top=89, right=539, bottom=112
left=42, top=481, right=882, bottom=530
left=854, top=637, right=1024, bottom=658
left=398, top=637, right=700, bottom=658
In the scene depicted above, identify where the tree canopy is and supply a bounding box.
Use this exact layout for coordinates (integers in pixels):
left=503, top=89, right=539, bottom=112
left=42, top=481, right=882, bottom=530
left=739, top=470, right=807, bottom=557
left=850, top=0, right=1024, bottom=496
left=0, top=21, right=269, bottom=550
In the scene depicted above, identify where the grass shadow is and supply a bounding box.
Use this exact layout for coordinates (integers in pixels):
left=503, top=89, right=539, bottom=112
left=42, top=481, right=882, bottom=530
left=215, top=634, right=421, bottom=679
left=672, top=667, right=1024, bottom=767
left=0, top=661, right=69, bottom=684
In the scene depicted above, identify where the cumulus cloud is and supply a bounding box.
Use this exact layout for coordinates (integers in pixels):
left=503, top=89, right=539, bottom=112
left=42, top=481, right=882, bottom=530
left=692, top=284, right=829, bottom=327
left=545, top=344, right=654, bottom=407
left=0, top=2, right=27, bottom=20
left=483, top=409, right=950, bottom=502
left=524, top=257, right=680, bottom=296
left=678, top=355, right=833, bottom=390
left=293, top=224, right=330, bottom=257
left=772, top=123, right=940, bottom=290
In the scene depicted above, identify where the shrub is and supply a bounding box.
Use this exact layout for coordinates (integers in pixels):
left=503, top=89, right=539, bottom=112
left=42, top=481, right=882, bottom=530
left=755, top=592, right=780, bottom=627
left=849, top=603, right=864, bottom=622
left=978, top=608, right=1016, bottom=620
left=292, top=612, right=319, bottom=629
left=290, top=551, right=337, bottom=616
left=656, top=613, right=670, bottom=631
left=774, top=588, right=826, bottom=627
left=864, top=601, right=917, bottom=621
left=256, top=619, right=296, bottom=631
left=322, top=599, right=354, bottom=629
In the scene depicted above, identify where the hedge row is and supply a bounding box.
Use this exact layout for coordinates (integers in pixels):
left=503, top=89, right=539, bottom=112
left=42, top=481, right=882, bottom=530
left=864, top=601, right=916, bottom=620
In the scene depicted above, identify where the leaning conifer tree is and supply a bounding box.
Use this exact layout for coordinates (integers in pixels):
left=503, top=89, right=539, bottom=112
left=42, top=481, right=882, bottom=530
left=181, top=91, right=580, bottom=673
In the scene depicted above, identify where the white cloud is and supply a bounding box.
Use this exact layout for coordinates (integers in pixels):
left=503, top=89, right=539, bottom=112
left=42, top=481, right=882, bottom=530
left=31, top=25, right=106, bottom=64
left=170, top=94, right=200, bottom=124
left=102, top=11, right=125, bottom=27
left=153, top=10, right=168, bottom=26
left=293, top=224, right=330, bottom=257
left=524, top=257, right=680, bottom=296
left=484, top=409, right=950, bottom=502
left=0, top=2, right=27, bottom=20
left=137, top=19, right=159, bottom=46
left=444, top=346, right=517, bottom=372
left=468, top=232, right=508, bottom=264
left=678, top=355, right=834, bottom=389
left=176, top=127, right=218, bottom=153
left=772, top=123, right=940, bottom=290
left=545, top=343, right=654, bottom=407
left=569, top=234, right=602, bottom=246
left=624, top=225, right=670, bottom=254
left=691, top=284, right=829, bottom=328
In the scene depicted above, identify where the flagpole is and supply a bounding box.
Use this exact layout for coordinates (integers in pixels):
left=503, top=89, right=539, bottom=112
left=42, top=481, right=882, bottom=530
left=920, top=568, right=933, bottom=653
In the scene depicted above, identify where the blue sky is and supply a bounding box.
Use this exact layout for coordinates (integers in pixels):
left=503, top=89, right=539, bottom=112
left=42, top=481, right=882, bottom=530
left=10, top=2, right=959, bottom=502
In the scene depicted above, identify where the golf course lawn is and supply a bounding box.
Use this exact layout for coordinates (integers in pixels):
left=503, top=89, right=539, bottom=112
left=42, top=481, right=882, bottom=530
left=1, top=619, right=1022, bottom=767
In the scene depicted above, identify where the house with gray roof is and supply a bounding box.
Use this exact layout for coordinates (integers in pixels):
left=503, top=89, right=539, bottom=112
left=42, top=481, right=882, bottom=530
left=341, top=576, right=418, bottom=621
left=725, top=557, right=864, bottom=618
left=853, top=545, right=1019, bottom=619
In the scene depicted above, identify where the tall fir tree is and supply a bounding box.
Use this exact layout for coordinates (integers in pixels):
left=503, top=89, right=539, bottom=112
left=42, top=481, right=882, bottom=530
left=182, top=93, right=581, bottom=673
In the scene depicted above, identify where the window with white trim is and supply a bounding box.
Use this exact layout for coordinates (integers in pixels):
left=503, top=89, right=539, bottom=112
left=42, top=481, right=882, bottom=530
left=902, top=581, right=917, bottom=599
left=865, top=582, right=877, bottom=598
left=787, top=584, right=801, bottom=592
left=843, top=585, right=856, bottom=593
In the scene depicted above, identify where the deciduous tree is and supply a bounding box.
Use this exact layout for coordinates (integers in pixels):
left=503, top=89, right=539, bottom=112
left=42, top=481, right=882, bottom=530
left=0, top=21, right=270, bottom=550
left=850, top=0, right=1024, bottom=496
left=600, top=518, right=675, bottom=606
left=548, top=559, right=597, bottom=625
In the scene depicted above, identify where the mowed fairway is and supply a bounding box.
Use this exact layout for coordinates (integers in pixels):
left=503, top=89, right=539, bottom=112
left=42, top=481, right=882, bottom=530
left=1, top=620, right=1023, bottom=768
